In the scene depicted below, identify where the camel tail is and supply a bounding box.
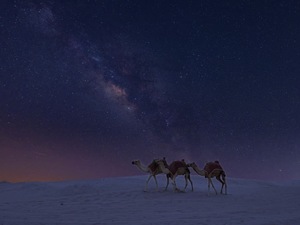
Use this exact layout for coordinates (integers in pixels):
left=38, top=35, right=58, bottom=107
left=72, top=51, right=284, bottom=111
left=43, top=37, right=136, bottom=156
left=221, top=170, right=226, bottom=177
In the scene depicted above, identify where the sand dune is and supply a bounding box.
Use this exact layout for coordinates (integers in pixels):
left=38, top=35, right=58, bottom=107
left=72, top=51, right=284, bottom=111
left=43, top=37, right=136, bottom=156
left=0, top=176, right=299, bottom=225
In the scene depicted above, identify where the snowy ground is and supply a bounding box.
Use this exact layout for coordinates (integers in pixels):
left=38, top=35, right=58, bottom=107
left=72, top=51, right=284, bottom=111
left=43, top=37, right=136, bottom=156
left=0, top=175, right=299, bottom=225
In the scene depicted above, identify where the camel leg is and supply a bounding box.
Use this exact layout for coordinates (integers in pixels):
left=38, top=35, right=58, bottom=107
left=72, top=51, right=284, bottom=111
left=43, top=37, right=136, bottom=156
left=188, top=175, right=194, bottom=192
left=216, top=176, right=225, bottom=194
left=183, top=175, right=188, bottom=191
left=164, top=175, right=170, bottom=191
left=172, top=174, right=179, bottom=192
left=173, top=178, right=178, bottom=192
left=211, top=179, right=217, bottom=195
left=171, top=178, right=176, bottom=191
left=207, top=177, right=217, bottom=195
left=223, top=176, right=227, bottom=195
left=153, top=175, right=159, bottom=191
left=218, top=173, right=227, bottom=195
left=144, top=174, right=153, bottom=191
left=184, top=174, right=193, bottom=192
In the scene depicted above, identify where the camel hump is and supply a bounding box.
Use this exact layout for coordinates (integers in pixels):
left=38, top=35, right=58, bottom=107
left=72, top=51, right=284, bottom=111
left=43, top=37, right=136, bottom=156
left=148, top=160, right=158, bottom=173
left=168, top=161, right=187, bottom=174
left=204, top=161, right=223, bottom=176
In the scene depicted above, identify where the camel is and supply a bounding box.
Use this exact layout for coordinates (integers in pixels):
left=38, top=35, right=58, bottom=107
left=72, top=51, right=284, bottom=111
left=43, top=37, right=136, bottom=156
left=155, top=158, right=193, bottom=192
left=187, top=161, right=227, bottom=195
left=131, top=158, right=168, bottom=191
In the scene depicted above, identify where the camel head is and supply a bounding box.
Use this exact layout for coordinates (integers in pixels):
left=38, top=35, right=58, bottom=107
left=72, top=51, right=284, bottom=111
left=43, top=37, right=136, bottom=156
left=131, top=160, right=140, bottom=165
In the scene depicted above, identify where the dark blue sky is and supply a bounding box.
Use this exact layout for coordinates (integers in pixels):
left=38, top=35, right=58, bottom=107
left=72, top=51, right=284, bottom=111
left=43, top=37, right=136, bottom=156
left=1, top=0, right=300, bottom=182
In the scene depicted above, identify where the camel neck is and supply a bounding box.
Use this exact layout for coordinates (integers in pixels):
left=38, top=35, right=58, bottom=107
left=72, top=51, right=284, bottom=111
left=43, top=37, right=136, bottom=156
left=136, top=162, right=149, bottom=173
left=192, top=165, right=206, bottom=176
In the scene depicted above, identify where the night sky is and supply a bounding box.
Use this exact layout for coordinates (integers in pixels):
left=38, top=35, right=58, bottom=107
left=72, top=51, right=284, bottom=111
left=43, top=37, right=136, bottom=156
left=1, top=0, right=300, bottom=182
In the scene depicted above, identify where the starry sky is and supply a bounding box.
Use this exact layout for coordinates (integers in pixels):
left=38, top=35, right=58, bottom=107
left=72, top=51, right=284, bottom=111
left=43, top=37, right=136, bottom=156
left=1, top=0, right=300, bottom=182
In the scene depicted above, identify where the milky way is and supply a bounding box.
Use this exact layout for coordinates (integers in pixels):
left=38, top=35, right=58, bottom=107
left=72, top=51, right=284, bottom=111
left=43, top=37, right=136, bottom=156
left=1, top=1, right=300, bottom=182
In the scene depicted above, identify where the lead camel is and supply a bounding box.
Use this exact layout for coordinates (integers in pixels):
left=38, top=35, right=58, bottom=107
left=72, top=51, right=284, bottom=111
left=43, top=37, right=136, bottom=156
left=132, top=158, right=168, bottom=191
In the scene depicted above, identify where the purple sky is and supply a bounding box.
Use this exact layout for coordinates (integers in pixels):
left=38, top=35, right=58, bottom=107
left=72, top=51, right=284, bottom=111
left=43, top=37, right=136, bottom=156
left=1, top=0, right=300, bottom=182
